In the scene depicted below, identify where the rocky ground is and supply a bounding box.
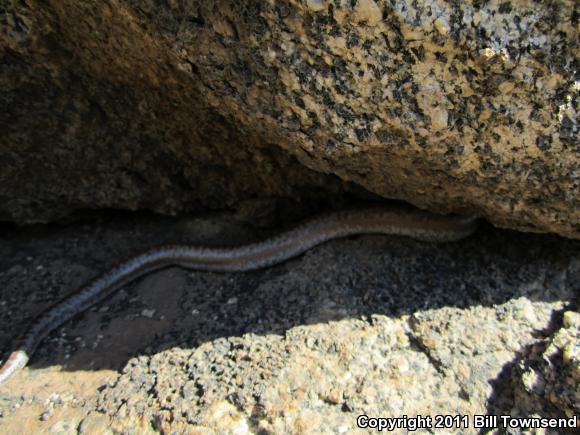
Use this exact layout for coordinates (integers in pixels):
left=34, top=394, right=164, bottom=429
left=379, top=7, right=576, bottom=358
left=0, top=209, right=578, bottom=434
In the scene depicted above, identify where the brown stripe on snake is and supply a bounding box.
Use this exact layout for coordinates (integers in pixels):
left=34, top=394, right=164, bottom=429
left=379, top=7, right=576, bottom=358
left=0, top=206, right=478, bottom=385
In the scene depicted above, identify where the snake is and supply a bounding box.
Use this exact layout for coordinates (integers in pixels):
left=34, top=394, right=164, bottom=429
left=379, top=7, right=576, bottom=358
left=0, top=206, right=478, bottom=385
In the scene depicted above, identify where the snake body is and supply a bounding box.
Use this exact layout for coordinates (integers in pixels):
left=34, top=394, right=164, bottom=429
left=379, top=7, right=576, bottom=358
left=0, top=207, right=477, bottom=385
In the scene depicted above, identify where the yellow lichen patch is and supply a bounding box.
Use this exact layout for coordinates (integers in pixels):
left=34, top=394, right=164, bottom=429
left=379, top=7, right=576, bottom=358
left=434, top=16, right=450, bottom=36
left=352, top=0, right=383, bottom=26
left=305, top=0, right=327, bottom=13
left=211, top=18, right=235, bottom=39
left=326, top=36, right=348, bottom=56
left=412, top=60, right=451, bottom=132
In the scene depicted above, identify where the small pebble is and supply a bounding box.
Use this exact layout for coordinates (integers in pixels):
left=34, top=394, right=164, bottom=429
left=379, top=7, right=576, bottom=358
left=141, top=309, right=156, bottom=318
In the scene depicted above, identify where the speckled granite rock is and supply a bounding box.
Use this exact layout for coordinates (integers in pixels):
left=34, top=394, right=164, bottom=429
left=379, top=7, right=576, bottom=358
left=92, top=302, right=577, bottom=433
left=0, top=212, right=578, bottom=433
left=0, top=1, right=578, bottom=237
left=512, top=309, right=580, bottom=419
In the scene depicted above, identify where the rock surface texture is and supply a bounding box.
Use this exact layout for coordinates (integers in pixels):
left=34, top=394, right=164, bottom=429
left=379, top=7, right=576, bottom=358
left=0, top=212, right=578, bottom=433
left=1, top=1, right=578, bottom=237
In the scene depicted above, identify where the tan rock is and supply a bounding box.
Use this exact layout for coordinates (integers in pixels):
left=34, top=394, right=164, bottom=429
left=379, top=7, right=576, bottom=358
left=0, top=1, right=577, bottom=237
